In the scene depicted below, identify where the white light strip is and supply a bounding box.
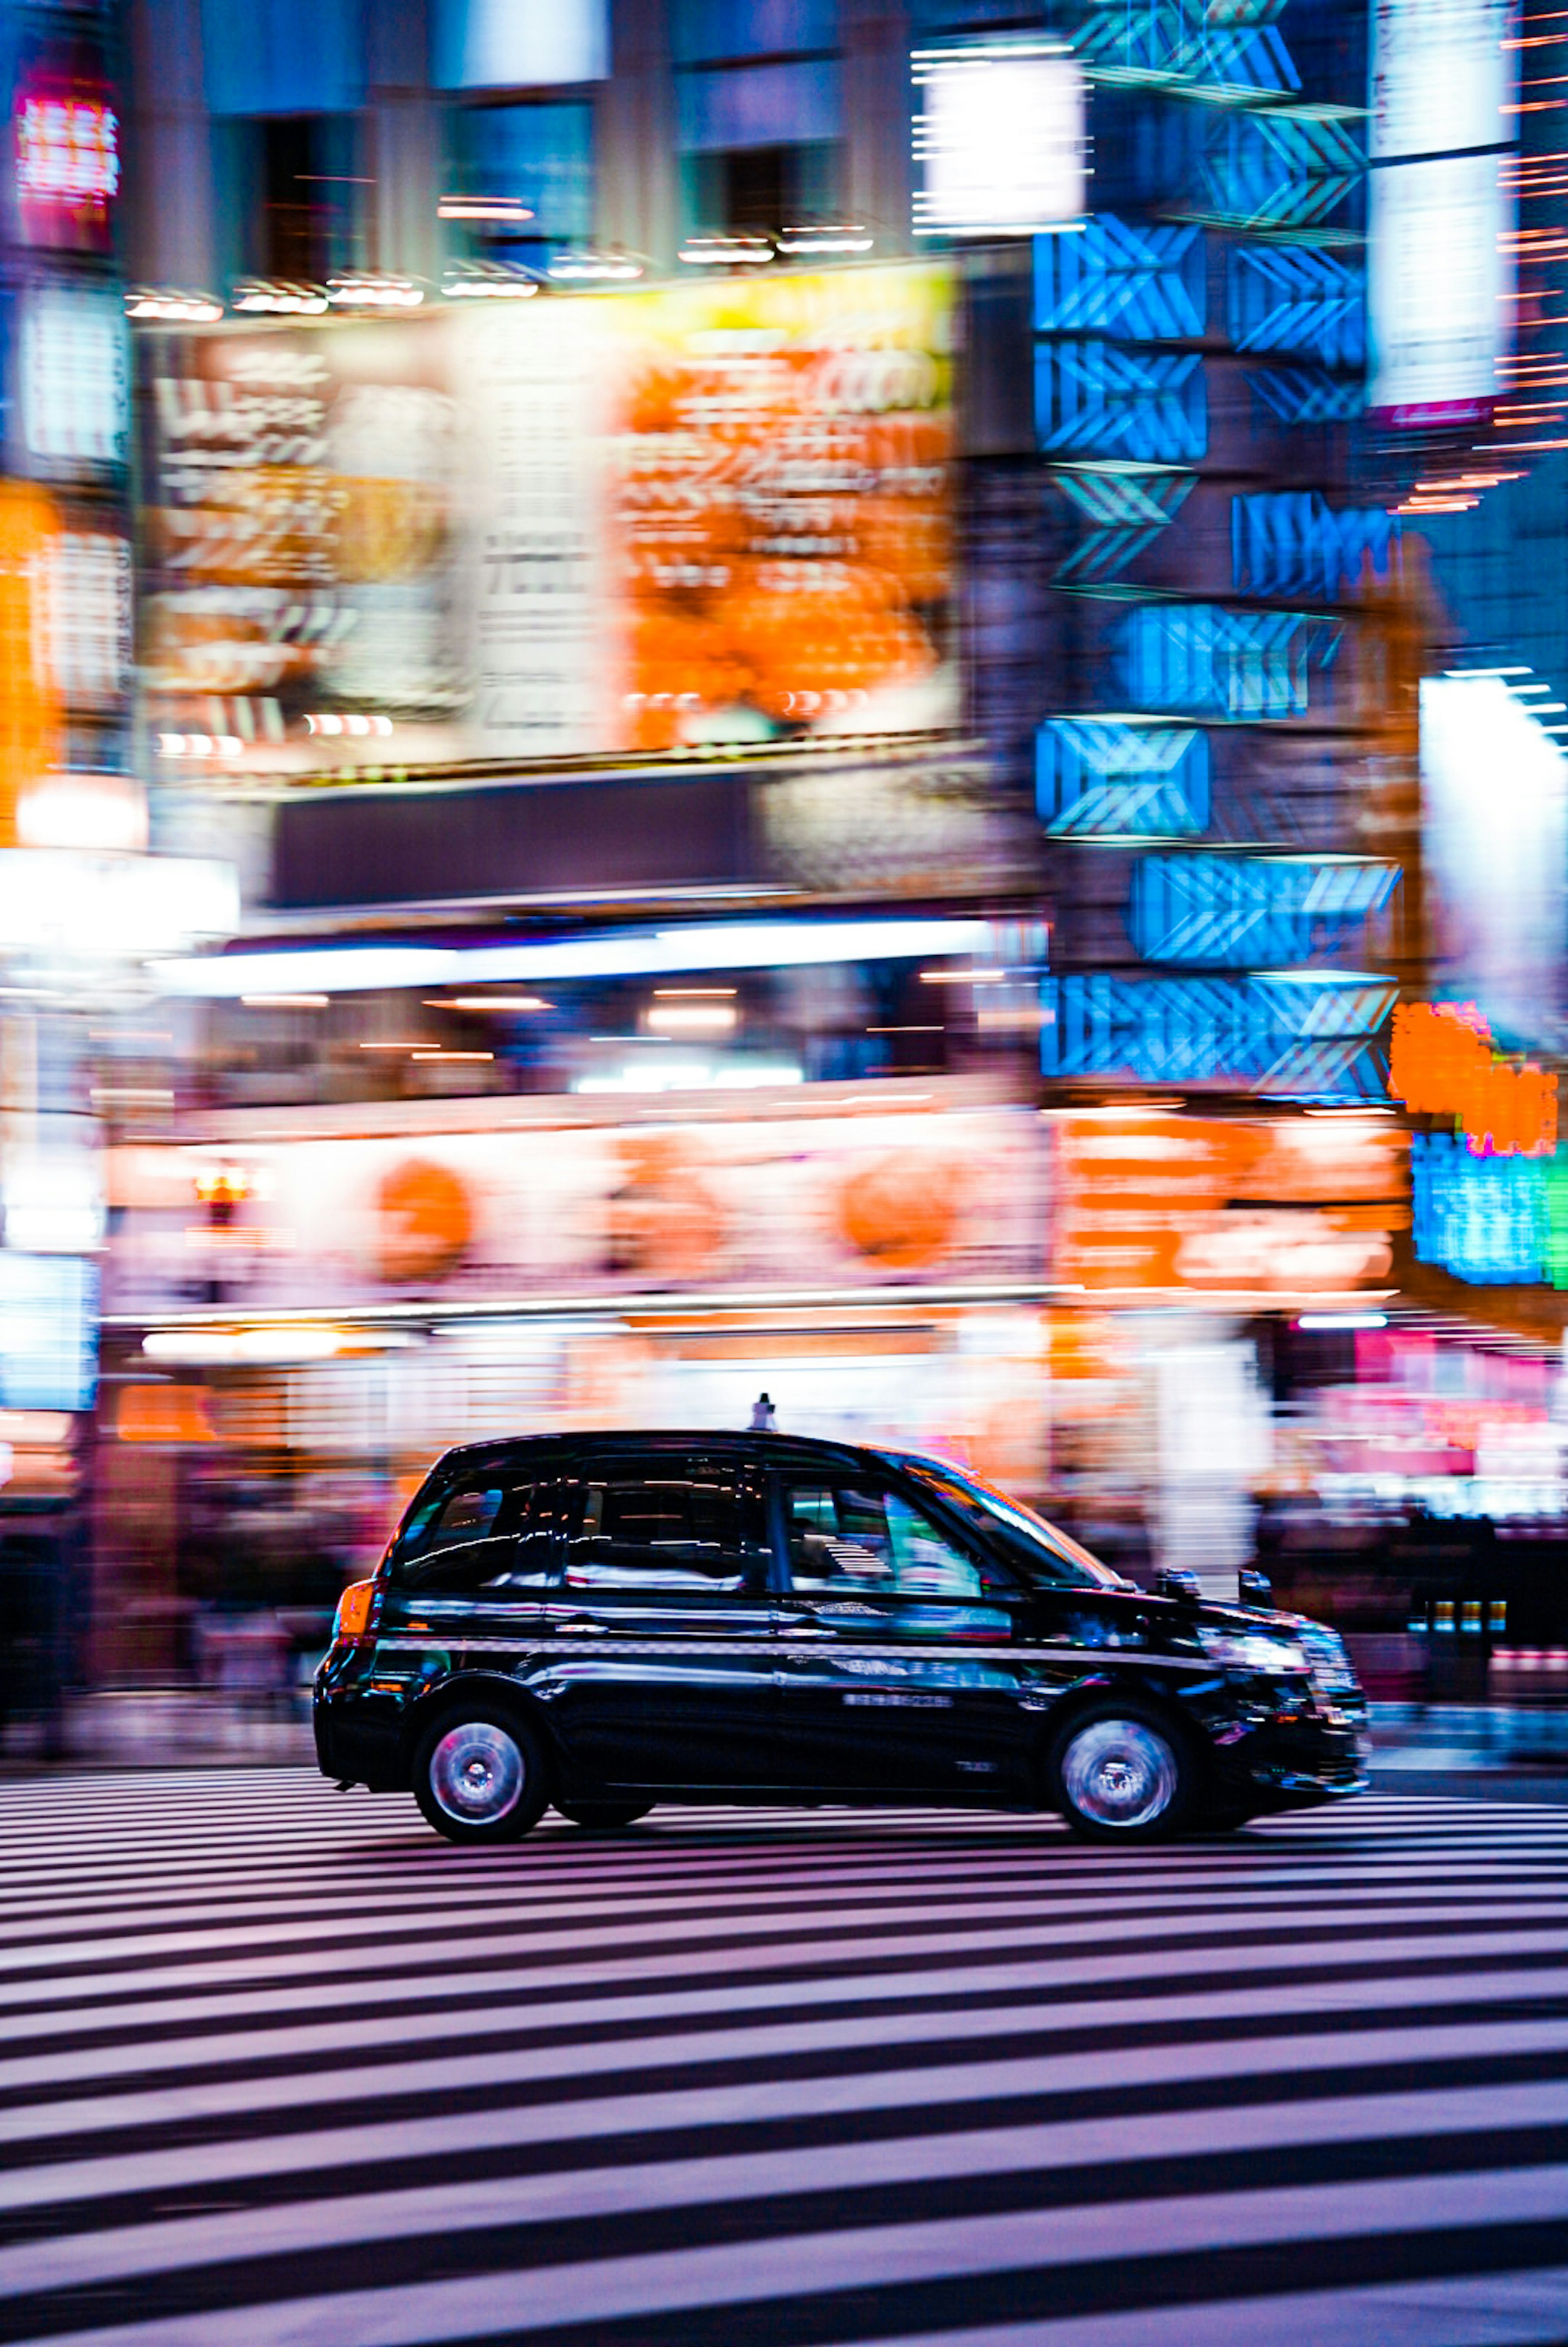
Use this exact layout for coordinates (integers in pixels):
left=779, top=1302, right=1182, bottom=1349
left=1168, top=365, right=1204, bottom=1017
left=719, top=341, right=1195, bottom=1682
left=1297, top=1312, right=1389, bottom=1332
left=149, top=917, right=998, bottom=1001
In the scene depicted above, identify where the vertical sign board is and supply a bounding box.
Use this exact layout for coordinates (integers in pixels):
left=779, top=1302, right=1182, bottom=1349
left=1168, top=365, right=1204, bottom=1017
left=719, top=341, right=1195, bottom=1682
left=912, top=41, right=1085, bottom=238
left=1419, top=674, right=1568, bottom=1051
left=1369, top=0, right=1514, bottom=425
left=459, top=299, right=618, bottom=757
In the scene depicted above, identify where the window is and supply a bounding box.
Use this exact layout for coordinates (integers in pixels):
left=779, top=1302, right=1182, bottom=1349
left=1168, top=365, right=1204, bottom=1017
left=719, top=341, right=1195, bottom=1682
left=783, top=1481, right=983, bottom=1599
left=449, top=103, right=595, bottom=250
left=391, top=1477, right=559, bottom=1593
left=201, top=0, right=366, bottom=116
left=432, top=0, right=608, bottom=91
left=670, top=0, right=837, bottom=65
left=672, top=0, right=842, bottom=236
left=566, top=1461, right=762, bottom=1591
left=902, top=1461, right=1123, bottom=1589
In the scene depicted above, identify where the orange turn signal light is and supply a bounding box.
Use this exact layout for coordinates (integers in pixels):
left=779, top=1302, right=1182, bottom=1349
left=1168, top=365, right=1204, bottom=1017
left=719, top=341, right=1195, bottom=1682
left=334, top=1579, right=377, bottom=1642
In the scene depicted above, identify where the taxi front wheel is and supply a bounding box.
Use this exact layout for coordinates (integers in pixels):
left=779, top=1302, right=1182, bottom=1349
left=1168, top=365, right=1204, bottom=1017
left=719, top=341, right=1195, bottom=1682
left=412, top=1706, right=549, bottom=1845
left=1047, top=1702, right=1197, bottom=1843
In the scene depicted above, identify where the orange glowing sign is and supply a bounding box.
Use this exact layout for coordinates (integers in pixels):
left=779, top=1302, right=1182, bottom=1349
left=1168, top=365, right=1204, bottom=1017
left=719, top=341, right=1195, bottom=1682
left=1051, top=1111, right=1408, bottom=1294
left=1389, top=1001, right=1558, bottom=1156
left=0, top=483, right=61, bottom=849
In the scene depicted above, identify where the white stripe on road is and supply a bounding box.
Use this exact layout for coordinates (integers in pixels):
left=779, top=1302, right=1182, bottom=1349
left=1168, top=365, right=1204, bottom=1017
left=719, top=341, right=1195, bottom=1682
left=7, top=2062, right=1568, bottom=2226
left=6, top=1930, right=1568, bottom=2093
left=6, top=2079, right=1568, bottom=2298
left=833, top=2266, right=1568, bottom=2347
left=4, top=2010, right=1568, bottom=2157
left=24, top=2164, right=1568, bottom=2347
left=9, top=1914, right=1567, bottom=2052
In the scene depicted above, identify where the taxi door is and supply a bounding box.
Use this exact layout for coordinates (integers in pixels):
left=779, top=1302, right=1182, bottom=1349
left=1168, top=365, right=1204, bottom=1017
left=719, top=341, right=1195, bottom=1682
left=769, top=1468, right=1032, bottom=1798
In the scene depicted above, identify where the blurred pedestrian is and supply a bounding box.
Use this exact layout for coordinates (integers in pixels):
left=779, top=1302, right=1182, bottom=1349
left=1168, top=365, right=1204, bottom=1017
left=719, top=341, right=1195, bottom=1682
left=750, top=1392, right=777, bottom=1431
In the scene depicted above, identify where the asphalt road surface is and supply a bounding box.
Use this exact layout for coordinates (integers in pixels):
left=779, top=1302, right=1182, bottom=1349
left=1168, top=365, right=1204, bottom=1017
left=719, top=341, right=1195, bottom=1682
left=0, top=1773, right=1566, bottom=2347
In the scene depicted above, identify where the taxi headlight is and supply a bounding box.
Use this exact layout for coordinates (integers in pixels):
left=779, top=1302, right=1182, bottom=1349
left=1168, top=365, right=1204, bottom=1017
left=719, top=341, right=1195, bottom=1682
left=1196, top=1626, right=1308, bottom=1675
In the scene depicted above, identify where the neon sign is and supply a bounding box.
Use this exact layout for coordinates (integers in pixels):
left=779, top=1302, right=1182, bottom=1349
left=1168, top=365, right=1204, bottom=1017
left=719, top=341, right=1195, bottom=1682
left=16, top=89, right=118, bottom=248
left=1390, top=1002, right=1558, bottom=1156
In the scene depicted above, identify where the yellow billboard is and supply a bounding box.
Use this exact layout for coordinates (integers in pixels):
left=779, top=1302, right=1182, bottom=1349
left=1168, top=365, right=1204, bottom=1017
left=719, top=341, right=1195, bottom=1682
left=138, top=264, right=956, bottom=776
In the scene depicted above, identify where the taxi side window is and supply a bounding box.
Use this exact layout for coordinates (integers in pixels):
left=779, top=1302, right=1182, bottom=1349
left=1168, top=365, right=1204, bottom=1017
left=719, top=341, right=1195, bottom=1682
left=393, top=1479, right=559, bottom=1593
left=566, top=1460, right=764, bottom=1592
left=783, top=1481, right=983, bottom=1599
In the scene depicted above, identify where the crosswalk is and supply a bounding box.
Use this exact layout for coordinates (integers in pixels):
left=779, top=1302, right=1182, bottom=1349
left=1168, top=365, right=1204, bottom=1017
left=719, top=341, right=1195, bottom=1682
left=0, top=1776, right=1565, bottom=2346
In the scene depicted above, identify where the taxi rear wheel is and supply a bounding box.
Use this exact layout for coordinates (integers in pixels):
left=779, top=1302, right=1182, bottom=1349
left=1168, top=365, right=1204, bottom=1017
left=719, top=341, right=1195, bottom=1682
left=1047, top=1701, right=1196, bottom=1843
left=554, top=1799, right=653, bottom=1829
left=412, top=1705, right=549, bottom=1845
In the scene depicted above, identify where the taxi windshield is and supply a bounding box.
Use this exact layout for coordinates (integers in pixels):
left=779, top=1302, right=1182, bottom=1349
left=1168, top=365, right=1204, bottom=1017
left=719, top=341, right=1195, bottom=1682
left=900, top=1459, right=1123, bottom=1590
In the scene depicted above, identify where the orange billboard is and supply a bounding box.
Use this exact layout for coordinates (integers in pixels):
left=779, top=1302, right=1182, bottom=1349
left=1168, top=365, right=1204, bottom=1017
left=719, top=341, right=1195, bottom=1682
left=139, top=265, right=956, bottom=775
left=1051, top=1111, right=1408, bottom=1295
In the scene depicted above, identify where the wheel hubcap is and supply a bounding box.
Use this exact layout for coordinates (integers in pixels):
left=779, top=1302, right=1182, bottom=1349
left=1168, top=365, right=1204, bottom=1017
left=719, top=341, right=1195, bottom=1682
left=430, top=1722, right=524, bottom=1825
left=1062, top=1718, right=1176, bottom=1829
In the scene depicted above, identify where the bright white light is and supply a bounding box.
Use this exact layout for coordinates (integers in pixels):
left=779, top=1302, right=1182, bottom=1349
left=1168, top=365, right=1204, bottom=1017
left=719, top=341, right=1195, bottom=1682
left=125, top=288, right=222, bottom=324
left=21, top=285, right=127, bottom=466
left=16, top=775, right=146, bottom=854
left=0, top=851, right=238, bottom=958
left=676, top=236, right=773, bottom=268
left=438, top=196, right=534, bottom=222
left=441, top=263, right=539, bottom=298
left=142, top=1326, right=414, bottom=1366
left=1421, top=672, right=1567, bottom=1043
left=547, top=248, right=644, bottom=281
left=1368, top=0, right=1513, bottom=422
left=775, top=228, right=874, bottom=256
left=1296, top=1312, right=1390, bottom=1332
left=645, top=1002, right=738, bottom=1035
left=434, top=0, right=608, bottom=90
left=575, top=1057, right=802, bottom=1095
left=3, top=1147, right=104, bottom=1254
left=913, top=43, right=1085, bottom=236
left=151, top=917, right=996, bottom=1000
left=232, top=282, right=329, bottom=315
left=1372, top=0, right=1510, bottom=163
left=431, top=995, right=550, bottom=1012
left=327, top=275, right=425, bottom=309
left=42, top=531, right=131, bottom=707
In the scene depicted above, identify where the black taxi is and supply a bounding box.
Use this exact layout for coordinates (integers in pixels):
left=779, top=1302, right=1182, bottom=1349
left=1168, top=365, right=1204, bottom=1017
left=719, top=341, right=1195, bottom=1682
left=314, top=1431, right=1368, bottom=1844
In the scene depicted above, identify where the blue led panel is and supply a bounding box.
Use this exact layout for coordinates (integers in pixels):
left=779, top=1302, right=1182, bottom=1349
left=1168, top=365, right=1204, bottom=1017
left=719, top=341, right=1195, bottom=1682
left=1040, top=971, right=1396, bottom=1097
left=1227, top=246, right=1365, bottom=368
left=1037, top=720, right=1209, bottom=836
left=1122, top=603, right=1342, bottom=718
left=1074, top=2, right=1299, bottom=100
left=1197, top=112, right=1361, bottom=232
left=0, top=1255, right=97, bottom=1412
left=1231, top=493, right=1398, bottom=600
left=1052, top=464, right=1194, bottom=586
left=1412, top=1133, right=1548, bottom=1286
left=1035, top=216, right=1205, bottom=340
left=1037, top=344, right=1207, bottom=462
left=1127, top=853, right=1400, bottom=965
left=1245, top=368, right=1364, bottom=425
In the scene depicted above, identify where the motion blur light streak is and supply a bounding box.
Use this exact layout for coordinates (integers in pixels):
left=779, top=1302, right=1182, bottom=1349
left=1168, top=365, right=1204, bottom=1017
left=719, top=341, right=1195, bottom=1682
left=151, top=918, right=997, bottom=999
